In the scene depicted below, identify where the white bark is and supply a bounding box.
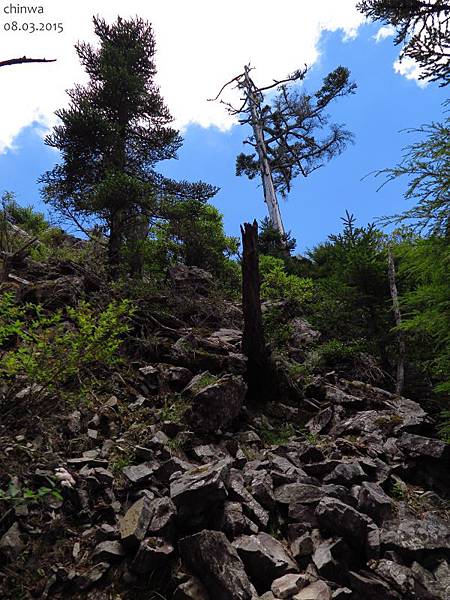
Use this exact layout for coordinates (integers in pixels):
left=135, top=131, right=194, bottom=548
left=388, top=246, right=405, bottom=395
left=243, top=66, right=285, bottom=236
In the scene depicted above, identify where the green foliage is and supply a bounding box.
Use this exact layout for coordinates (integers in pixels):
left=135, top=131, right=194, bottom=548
left=438, top=410, right=450, bottom=443
left=396, top=235, right=450, bottom=394
left=0, top=296, right=133, bottom=397
left=263, top=306, right=294, bottom=348
left=140, top=198, right=240, bottom=289
left=376, top=112, right=450, bottom=235
left=306, top=213, right=391, bottom=357
left=1, top=191, right=49, bottom=237
left=258, top=421, right=296, bottom=445
left=260, top=255, right=313, bottom=303
left=313, top=338, right=365, bottom=368
left=357, top=1, right=450, bottom=86
left=0, top=479, right=63, bottom=504
left=40, top=15, right=216, bottom=276
left=159, top=394, right=189, bottom=423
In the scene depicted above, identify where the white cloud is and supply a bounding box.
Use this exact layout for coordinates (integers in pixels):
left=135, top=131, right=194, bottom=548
left=394, top=56, right=428, bottom=87
left=373, top=24, right=396, bottom=42
left=0, top=0, right=365, bottom=152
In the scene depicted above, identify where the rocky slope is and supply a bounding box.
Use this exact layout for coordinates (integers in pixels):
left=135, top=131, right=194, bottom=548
left=0, top=263, right=449, bottom=600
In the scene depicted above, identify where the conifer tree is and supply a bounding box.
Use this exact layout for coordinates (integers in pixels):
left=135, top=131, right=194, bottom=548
left=358, top=0, right=450, bottom=86
left=40, top=16, right=216, bottom=278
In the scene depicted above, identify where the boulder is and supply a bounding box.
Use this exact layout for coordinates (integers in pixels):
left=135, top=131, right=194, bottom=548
left=185, top=374, right=246, bottom=433
left=315, top=497, right=380, bottom=559
left=131, top=537, right=174, bottom=574
left=216, top=501, right=258, bottom=539
left=92, top=540, right=125, bottom=563
left=226, top=469, right=269, bottom=529
left=119, top=497, right=153, bottom=550
left=169, top=265, right=213, bottom=295
left=323, top=462, right=366, bottom=486
left=275, top=483, right=324, bottom=506
left=170, top=460, right=229, bottom=525
left=122, top=461, right=158, bottom=486
left=357, top=482, right=394, bottom=524
left=371, top=559, right=434, bottom=599
left=396, top=433, right=450, bottom=460
left=179, top=530, right=256, bottom=600
left=380, top=513, right=450, bottom=559
left=348, top=570, right=399, bottom=600
left=289, top=318, right=321, bottom=346
left=233, top=533, right=297, bottom=593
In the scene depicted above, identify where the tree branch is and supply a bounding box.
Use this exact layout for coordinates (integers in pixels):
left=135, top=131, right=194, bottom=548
left=0, top=56, right=56, bottom=68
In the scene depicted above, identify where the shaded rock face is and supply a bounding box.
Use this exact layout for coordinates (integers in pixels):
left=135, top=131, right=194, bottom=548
left=185, top=374, right=247, bottom=433
left=381, top=513, right=450, bottom=559
left=179, top=530, right=256, bottom=600
left=169, top=265, right=214, bottom=296
left=170, top=460, right=229, bottom=527
left=233, top=532, right=297, bottom=593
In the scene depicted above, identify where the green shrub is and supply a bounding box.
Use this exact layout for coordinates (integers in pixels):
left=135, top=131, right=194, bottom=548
left=260, top=255, right=313, bottom=303
left=0, top=297, right=133, bottom=398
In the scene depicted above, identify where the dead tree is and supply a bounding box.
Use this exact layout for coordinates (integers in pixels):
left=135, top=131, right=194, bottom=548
left=387, top=245, right=405, bottom=395
left=0, top=57, right=56, bottom=68
left=210, top=65, right=355, bottom=239
left=241, top=220, right=274, bottom=402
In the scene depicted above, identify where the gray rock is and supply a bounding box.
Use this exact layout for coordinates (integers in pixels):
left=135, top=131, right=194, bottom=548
left=293, top=581, right=331, bottom=600
left=155, top=457, right=192, bottom=485
left=348, top=570, right=399, bottom=599
left=148, top=497, right=177, bottom=539
left=0, top=522, right=25, bottom=560
left=288, top=504, right=318, bottom=527
left=179, top=530, right=256, bottom=600
left=170, top=460, right=230, bottom=523
left=92, top=540, right=124, bottom=563
left=271, top=573, right=309, bottom=598
left=371, top=559, right=434, bottom=598
left=290, top=533, right=314, bottom=561
left=74, top=562, right=110, bottom=591
left=119, top=497, right=153, bottom=550
left=380, top=513, right=450, bottom=558
left=131, top=537, right=174, bottom=574
left=325, top=385, right=364, bottom=406
left=249, top=470, right=276, bottom=510
left=306, top=408, right=334, bottom=435
left=289, top=318, right=321, bottom=346
left=216, top=501, right=258, bottom=539
left=358, top=482, right=394, bottom=524
left=174, top=577, right=210, bottom=600
left=275, top=483, right=324, bottom=506
left=169, top=264, right=213, bottom=295
left=233, top=532, right=297, bottom=593
left=397, top=433, right=450, bottom=460
left=331, top=589, right=352, bottom=599
left=323, top=462, right=366, bottom=486
left=186, top=374, right=247, bottom=433
left=315, top=497, right=380, bottom=559
left=122, top=461, right=158, bottom=485
left=226, top=469, right=269, bottom=529
left=312, top=541, right=342, bottom=581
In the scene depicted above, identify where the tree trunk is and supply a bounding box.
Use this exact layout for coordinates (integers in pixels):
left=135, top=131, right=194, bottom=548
left=241, top=220, right=274, bottom=402
left=127, top=211, right=148, bottom=279
left=108, top=209, right=123, bottom=280
left=244, top=66, right=285, bottom=237
left=388, top=246, right=405, bottom=395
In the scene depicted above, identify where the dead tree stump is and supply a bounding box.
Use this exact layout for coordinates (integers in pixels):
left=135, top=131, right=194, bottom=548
left=241, top=220, right=275, bottom=403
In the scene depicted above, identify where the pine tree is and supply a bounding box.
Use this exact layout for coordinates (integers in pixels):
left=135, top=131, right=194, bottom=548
left=40, top=16, right=216, bottom=278
left=357, top=0, right=450, bottom=86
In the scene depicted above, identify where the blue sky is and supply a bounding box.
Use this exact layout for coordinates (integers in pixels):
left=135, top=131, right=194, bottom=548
left=0, top=21, right=447, bottom=253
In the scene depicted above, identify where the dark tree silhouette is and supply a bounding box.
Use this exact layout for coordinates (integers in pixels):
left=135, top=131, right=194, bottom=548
left=0, top=57, right=56, bottom=67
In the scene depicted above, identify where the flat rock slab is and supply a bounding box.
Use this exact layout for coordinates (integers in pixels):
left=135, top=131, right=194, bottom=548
left=381, top=514, right=450, bottom=559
